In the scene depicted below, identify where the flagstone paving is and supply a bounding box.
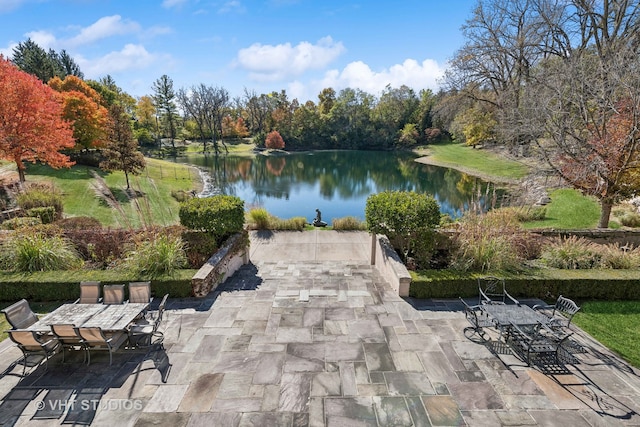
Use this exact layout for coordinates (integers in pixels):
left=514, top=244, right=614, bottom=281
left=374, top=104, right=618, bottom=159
left=0, top=231, right=639, bottom=426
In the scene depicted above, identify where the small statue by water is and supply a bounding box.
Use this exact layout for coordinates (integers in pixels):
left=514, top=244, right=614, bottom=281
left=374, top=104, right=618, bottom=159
left=312, top=208, right=327, bottom=227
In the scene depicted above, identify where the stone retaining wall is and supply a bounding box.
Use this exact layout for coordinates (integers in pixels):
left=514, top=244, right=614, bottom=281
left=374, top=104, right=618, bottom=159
left=191, top=232, right=250, bottom=297
left=371, top=234, right=412, bottom=297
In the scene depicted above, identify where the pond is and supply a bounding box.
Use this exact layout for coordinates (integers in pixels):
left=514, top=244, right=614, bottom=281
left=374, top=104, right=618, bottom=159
left=170, top=150, right=505, bottom=224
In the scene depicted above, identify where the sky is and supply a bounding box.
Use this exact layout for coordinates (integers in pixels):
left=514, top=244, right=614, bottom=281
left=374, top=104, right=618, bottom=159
left=0, top=0, right=477, bottom=103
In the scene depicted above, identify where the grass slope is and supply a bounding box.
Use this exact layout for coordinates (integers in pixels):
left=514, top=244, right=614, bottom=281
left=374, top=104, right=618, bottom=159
left=522, top=188, right=602, bottom=229
left=25, top=158, right=198, bottom=228
left=415, top=141, right=530, bottom=182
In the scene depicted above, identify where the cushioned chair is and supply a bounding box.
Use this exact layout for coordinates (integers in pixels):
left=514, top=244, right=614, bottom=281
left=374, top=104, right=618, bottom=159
left=8, top=330, right=60, bottom=376
left=51, top=324, right=86, bottom=363
left=77, top=281, right=101, bottom=304
left=478, top=276, right=519, bottom=305
left=129, top=294, right=168, bottom=348
left=74, top=326, right=127, bottom=365
left=128, top=282, right=152, bottom=304
left=1, top=299, right=40, bottom=330
left=103, top=284, right=125, bottom=305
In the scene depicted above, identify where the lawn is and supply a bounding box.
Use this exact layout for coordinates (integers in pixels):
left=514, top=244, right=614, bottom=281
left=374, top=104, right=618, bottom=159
left=24, top=158, right=198, bottom=228
left=572, top=301, right=640, bottom=367
left=522, top=188, right=602, bottom=229
left=416, top=141, right=530, bottom=182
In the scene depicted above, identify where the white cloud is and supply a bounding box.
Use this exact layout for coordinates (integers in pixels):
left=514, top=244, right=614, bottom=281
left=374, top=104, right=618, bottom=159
left=76, top=44, right=159, bottom=78
left=236, top=36, right=345, bottom=82
left=0, top=0, right=29, bottom=13
left=319, top=58, right=444, bottom=96
left=66, top=15, right=140, bottom=47
left=218, top=1, right=245, bottom=14
left=25, top=30, right=58, bottom=49
left=0, top=42, right=17, bottom=58
left=162, top=0, right=188, bottom=8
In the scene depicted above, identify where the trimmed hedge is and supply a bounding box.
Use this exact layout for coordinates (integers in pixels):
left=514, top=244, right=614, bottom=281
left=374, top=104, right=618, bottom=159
left=179, top=195, right=244, bottom=241
left=410, top=269, right=640, bottom=301
left=0, top=269, right=197, bottom=302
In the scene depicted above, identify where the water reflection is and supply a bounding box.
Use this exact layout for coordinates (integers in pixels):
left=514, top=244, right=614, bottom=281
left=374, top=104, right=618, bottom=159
left=170, top=151, right=504, bottom=223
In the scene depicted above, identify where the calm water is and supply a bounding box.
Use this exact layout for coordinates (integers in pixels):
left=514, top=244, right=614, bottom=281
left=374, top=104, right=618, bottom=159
left=171, top=151, right=503, bottom=224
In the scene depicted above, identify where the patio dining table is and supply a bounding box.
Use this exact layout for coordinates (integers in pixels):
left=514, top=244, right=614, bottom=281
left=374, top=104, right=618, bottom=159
left=26, top=303, right=149, bottom=333
left=480, top=303, right=551, bottom=337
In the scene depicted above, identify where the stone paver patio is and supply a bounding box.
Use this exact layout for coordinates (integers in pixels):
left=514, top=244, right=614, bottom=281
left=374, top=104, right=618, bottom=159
left=0, top=231, right=639, bottom=426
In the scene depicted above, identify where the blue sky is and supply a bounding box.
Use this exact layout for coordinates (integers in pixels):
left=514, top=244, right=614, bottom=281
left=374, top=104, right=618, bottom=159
left=0, top=0, right=477, bottom=103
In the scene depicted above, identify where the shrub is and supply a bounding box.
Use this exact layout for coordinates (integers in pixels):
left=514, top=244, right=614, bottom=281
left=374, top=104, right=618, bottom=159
left=181, top=230, right=219, bottom=268
left=597, top=244, right=640, bottom=269
left=120, top=232, right=187, bottom=278
left=332, top=216, right=367, bottom=230
left=27, top=206, right=56, bottom=224
left=171, top=190, right=195, bottom=203
left=449, top=210, right=526, bottom=272
left=271, top=216, right=307, bottom=231
left=265, top=130, right=285, bottom=150
left=56, top=216, right=103, bottom=230
left=179, top=195, right=245, bottom=241
left=540, top=236, right=601, bottom=269
left=499, top=206, right=547, bottom=222
left=64, top=228, right=133, bottom=268
left=0, top=230, right=83, bottom=272
left=16, top=182, right=63, bottom=220
left=618, top=211, right=640, bottom=227
left=366, top=191, right=440, bottom=266
left=248, top=208, right=271, bottom=229
left=0, top=216, right=42, bottom=230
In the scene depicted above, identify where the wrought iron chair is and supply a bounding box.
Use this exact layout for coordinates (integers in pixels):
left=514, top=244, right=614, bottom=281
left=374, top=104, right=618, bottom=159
left=533, top=295, right=581, bottom=330
left=1, top=299, right=40, bottom=330
left=51, top=324, right=86, bottom=363
left=74, top=326, right=127, bottom=365
left=103, top=284, right=126, bottom=305
left=459, top=297, right=496, bottom=342
left=129, top=294, right=168, bottom=348
left=506, top=322, right=573, bottom=366
left=7, top=330, right=60, bottom=376
left=76, top=281, right=101, bottom=304
left=478, top=276, right=519, bottom=305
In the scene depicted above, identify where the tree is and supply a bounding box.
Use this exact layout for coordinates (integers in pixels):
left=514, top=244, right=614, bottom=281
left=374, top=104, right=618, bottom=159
left=152, top=75, right=178, bottom=148
left=100, top=103, right=146, bottom=190
left=265, top=130, right=285, bottom=150
left=0, top=57, right=75, bottom=182
left=49, top=75, right=109, bottom=151
left=12, top=39, right=83, bottom=83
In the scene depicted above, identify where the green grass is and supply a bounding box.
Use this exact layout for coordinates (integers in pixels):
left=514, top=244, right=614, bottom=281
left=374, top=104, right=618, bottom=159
left=522, top=188, right=601, bottom=229
left=417, top=141, right=530, bottom=182
left=25, top=158, right=198, bottom=228
left=573, top=301, right=640, bottom=367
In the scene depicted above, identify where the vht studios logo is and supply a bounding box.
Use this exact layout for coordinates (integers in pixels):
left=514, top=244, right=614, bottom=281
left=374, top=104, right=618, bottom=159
left=36, top=399, right=143, bottom=411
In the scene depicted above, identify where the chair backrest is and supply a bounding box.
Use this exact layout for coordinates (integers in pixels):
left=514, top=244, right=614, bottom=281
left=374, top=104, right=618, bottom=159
left=79, top=281, right=101, bottom=304
left=554, top=295, right=581, bottom=325
left=75, top=327, right=107, bottom=345
left=8, top=330, right=45, bottom=351
left=478, top=276, right=506, bottom=304
left=128, top=282, right=151, bottom=304
left=153, top=294, right=169, bottom=333
left=51, top=324, right=82, bottom=344
left=103, top=284, right=125, bottom=305
left=1, top=299, right=39, bottom=329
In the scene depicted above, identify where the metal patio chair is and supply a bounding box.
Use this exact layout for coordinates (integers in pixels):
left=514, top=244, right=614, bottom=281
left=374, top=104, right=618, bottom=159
left=7, top=330, right=60, bottom=376
left=459, top=297, right=496, bottom=342
left=51, top=324, right=86, bottom=363
left=74, top=326, right=127, bottom=366
left=76, top=281, right=101, bottom=304
left=1, top=299, right=40, bottom=330
left=478, top=276, right=519, bottom=305
left=128, top=281, right=153, bottom=304
left=129, top=294, right=168, bottom=348
left=103, top=284, right=126, bottom=305
left=533, top=295, right=581, bottom=330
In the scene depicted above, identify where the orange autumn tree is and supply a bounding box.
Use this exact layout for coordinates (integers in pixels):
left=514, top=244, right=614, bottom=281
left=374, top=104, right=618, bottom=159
left=49, top=75, right=109, bottom=151
left=0, top=57, right=75, bottom=182
left=265, top=130, right=285, bottom=150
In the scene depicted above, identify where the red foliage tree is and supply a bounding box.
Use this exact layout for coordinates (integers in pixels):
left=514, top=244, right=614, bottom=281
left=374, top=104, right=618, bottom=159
left=265, top=130, right=285, bottom=150
left=0, top=57, right=75, bottom=182
left=49, top=75, right=109, bottom=151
